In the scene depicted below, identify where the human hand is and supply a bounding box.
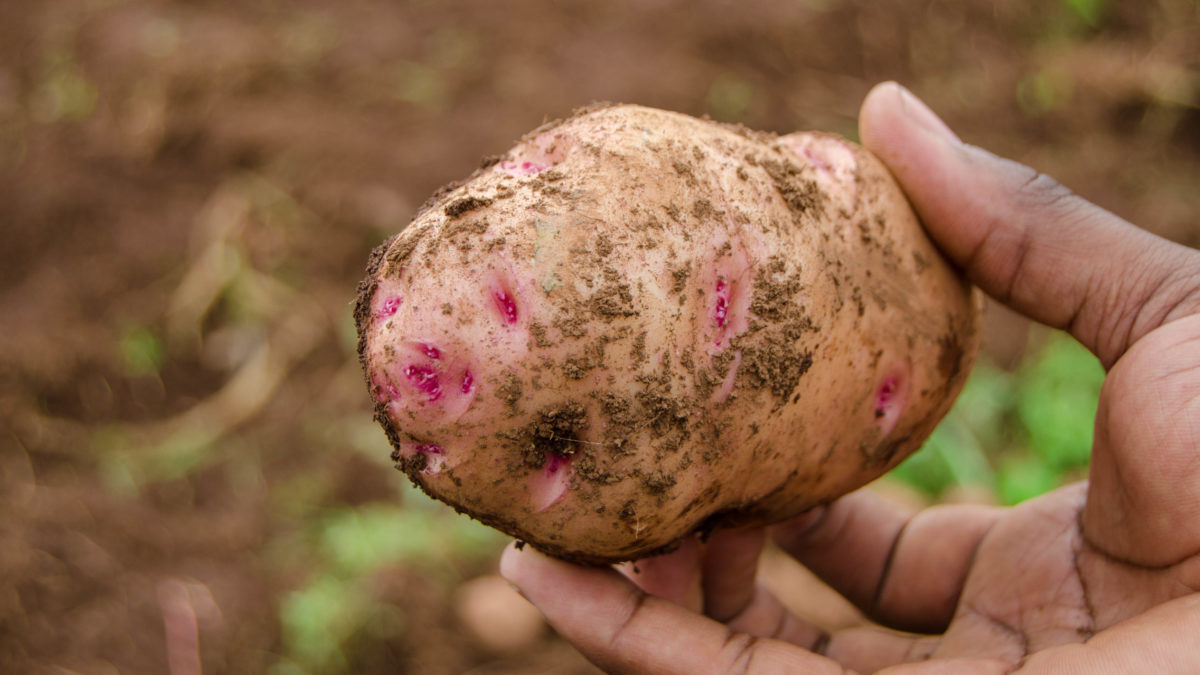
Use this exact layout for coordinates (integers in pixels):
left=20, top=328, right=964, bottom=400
left=499, top=81, right=1200, bottom=674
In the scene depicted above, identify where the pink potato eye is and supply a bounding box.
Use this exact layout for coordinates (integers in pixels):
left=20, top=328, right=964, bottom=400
left=376, top=296, right=402, bottom=319
left=460, top=370, right=475, bottom=395
left=545, top=453, right=568, bottom=474
left=802, top=146, right=833, bottom=173
left=493, top=290, right=519, bottom=324
left=528, top=452, right=573, bottom=512
left=404, top=364, right=443, bottom=401
left=875, top=377, right=897, bottom=415
left=714, top=278, right=729, bottom=328
left=498, top=132, right=572, bottom=177
left=407, top=442, right=447, bottom=475
left=712, top=277, right=732, bottom=345
left=872, top=370, right=908, bottom=436
left=499, top=160, right=548, bottom=175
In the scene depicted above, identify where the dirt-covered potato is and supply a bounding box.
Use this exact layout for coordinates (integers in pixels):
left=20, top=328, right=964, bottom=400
left=355, top=104, right=979, bottom=563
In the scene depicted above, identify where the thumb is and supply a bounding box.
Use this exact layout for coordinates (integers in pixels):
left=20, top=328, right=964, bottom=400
left=858, top=82, right=1200, bottom=368
left=1085, top=312, right=1200, bottom=566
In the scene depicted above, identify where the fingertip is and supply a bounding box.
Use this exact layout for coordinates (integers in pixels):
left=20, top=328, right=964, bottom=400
left=499, top=541, right=567, bottom=592
left=859, top=81, right=960, bottom=160
left=620, top=536, right=705, bottom=611
left=858, top=81, right=904, bottom=145
left=858, top=81, right=907, bottom=156
left=498, top=540, right=526, bottom=585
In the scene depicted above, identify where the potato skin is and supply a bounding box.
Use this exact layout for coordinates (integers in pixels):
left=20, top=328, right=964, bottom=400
left=355, top=104, right=979, bottom=563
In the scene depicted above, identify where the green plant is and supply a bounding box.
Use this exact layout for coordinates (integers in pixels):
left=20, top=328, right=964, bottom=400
left=890, top=331, right=1104, bottom=504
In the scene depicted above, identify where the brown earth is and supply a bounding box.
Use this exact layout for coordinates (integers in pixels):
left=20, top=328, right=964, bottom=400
left=2, top=1, right=1198, bottom=673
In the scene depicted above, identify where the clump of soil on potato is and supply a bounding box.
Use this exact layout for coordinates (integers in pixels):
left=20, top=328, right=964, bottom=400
left=519, top=402, right=588, bottom=468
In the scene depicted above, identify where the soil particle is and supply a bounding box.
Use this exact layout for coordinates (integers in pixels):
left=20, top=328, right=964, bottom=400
left=529, top=321, right=554, bottom=348
left=761, top=159, right=824, bottom=222
left=444, top=195, right=494, bottom=218
left=663, top=203, right=682, bottom=223
left=562, top=341, right=604, bottom=380
left=562, top=359, right=587, bottom=380
left=692, top=198, right=721, bottom=221
left=851, top=286, right=866, bottom=317
left=497, top=372, right=524, bottom=414
left=595, top=234, right=614, bottom=258
left=864, top=431, right=913, bottom=468
left=912, top=250, right=931, bottom=273
left=742, top=330, right=814, bottom=403
left=590, top=281, right=638, bottom=318
left=442, top=218, right=489, bottom=240
left=353, top=235, right=393, bottom=362
left=937, top=330, right=965, bottom=382
left=671, top=265, right=691, bottom=294
left=672, top=161, right=698, bottom=187
left=642, top=470, right=677, bottom=495
left=519, top=401, right=589, bottom=468
left=554, top=312, right=588, bottom=338
left=635, top=385, right=687, bottom=437
left=593, top=392, right=638, bottom=455
left=398, top=452, right=428, bottom=474
left=631, top=331, right=647, bottom=367
left=384, top=230, right=423, bottom=272
left=751, top=270, right=804, bottom=321
left=695, top=348, right=733, bottom=401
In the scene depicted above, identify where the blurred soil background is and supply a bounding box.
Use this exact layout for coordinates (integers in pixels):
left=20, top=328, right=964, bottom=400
left=2, top=0, right=1198, bottom=673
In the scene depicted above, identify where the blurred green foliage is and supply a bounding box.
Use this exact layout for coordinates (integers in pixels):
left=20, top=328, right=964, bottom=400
left=271, top=498, right=502, bottom=674
left=32, top=48, right=97, bottom=123
left=706, top=73, right=756, bottom=122
left=1062, top=0, right=1108, bottom=28
left=395, top=61, right=449, bottom=109
left=891, top=331, right=1105, bottom=505
left=1017, top=68, right=1074, bottom=117
left=118, top=324, right=166, bottom=376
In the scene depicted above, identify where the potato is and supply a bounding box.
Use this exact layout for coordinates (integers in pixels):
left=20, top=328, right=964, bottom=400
left=355, top=104, right=979, bottom=563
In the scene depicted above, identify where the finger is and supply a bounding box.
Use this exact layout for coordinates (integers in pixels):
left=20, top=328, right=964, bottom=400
left=701, top=527, right=766, bottom=621
left=1085, top=313, right=1200, bottom=566
left=499, top=542, right=846, bottom=675
left=772, top=491, right=1002, bottom=633
left=618, top=535, right=704, bottom=612
left=878, top=658, right=1014, bottom=675
left=859, top=81, right=1200, bottom=368
left=826, top=626, right=941, bottom=674
left=724, top=583, right=832, bottom=650
left=699, top=528, right=831, bottom=648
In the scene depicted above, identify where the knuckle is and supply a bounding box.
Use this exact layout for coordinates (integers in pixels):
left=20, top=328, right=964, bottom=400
left=1012, top=167, right=1077, bottom=213
left=1008, top=166, right=1098, bottom=237
left=607, top=589, right=652, bottom=652
left=719, top=630, right=759, bottom=675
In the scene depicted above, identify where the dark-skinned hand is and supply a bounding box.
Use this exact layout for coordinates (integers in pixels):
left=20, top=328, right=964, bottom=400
left=498, top=82, right=1200, bottom=674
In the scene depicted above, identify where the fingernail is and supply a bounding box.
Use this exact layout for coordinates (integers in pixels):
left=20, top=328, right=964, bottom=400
left=499, top=542, right=526, bottom=581
left=499, top=543, right=536, bottom=603
left=897, top=85, right=961, bottom=145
